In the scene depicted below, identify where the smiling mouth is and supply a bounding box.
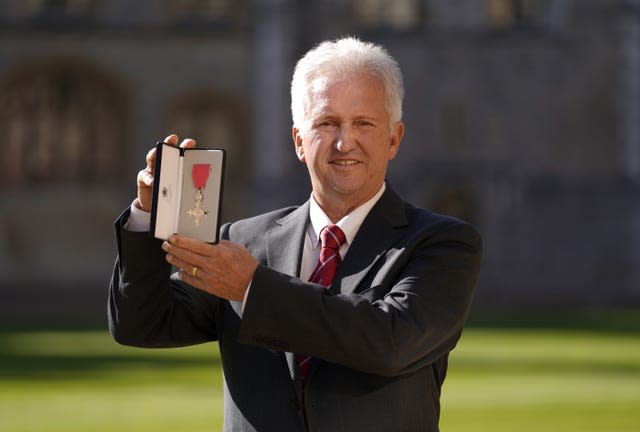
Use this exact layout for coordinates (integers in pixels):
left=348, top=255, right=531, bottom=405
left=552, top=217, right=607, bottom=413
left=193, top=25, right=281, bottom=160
left=332, top=160, right=359, bottom=166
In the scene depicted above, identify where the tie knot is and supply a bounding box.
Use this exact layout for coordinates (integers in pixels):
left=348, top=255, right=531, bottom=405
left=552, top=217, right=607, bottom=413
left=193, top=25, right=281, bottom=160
left=320, top=224, right=346, bottom=251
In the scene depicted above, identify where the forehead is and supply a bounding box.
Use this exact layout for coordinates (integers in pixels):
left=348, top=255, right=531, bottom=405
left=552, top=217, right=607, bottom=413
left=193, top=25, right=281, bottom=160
left=308, top=73, right=386, bottom=116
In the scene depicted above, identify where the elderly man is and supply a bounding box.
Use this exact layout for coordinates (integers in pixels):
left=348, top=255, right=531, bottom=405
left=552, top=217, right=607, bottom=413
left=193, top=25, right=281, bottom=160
left=109, top=37, right=482, bottom=432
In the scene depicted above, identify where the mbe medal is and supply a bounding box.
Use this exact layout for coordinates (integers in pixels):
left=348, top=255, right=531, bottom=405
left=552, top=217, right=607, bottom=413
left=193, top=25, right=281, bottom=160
left=187, top=163, right=211, bottom=226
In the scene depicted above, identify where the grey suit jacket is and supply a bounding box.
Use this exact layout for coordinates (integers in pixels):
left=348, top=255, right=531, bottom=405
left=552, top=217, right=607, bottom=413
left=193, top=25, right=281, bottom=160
left=109, top=186, right=482, bottom=432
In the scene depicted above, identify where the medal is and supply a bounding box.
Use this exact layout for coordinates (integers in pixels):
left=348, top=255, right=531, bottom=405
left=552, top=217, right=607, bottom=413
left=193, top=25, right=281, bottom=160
left=186, top=163, right=211, bottom=226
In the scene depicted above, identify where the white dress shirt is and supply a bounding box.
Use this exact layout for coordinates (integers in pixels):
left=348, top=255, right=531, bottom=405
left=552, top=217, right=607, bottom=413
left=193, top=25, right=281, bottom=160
left=125, top=199, right=151, bottom=232
left=300, top=184, right=386, bottom=280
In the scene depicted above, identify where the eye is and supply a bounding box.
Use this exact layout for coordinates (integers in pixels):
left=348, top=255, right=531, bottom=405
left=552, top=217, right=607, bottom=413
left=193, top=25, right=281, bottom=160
left=356, top=119, right=374, bottom=127
left=316, top=119, right=337, bottom=129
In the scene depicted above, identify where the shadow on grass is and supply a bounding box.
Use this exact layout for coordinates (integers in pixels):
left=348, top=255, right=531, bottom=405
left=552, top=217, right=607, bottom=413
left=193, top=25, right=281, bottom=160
left=0, top=351, right=221, bottom=381
left=449, top=355, right=640, bottom=376
left=0, top=327, right=222, bottom=382
left=466, top=307, right=640, bottom=333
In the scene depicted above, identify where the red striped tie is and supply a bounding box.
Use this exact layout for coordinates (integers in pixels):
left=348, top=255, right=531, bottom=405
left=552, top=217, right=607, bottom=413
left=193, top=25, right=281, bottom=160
left=297, top=224, right=346, bottom=384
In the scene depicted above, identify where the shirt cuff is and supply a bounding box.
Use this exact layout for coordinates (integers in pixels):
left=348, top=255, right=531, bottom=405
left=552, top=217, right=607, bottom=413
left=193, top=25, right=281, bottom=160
left=125, top=199, right=151, bottom=232
left=240, top=281, right=253, bottom=316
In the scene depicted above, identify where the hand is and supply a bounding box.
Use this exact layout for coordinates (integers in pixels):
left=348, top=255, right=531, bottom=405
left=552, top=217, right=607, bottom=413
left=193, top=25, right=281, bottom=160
left=135, top=134, right=196, bottom=212
left=161, top=235, right=259, bottom=302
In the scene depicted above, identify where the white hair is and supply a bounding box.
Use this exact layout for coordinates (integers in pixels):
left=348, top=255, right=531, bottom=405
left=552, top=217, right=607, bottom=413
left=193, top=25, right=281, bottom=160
left=290, top=36, right=404, bottom=133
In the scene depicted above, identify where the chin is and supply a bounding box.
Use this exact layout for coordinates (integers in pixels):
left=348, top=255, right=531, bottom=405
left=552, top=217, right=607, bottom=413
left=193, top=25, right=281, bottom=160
left=330, top=180, right=361, bottom=194
left=331, top=184, right=370, bottom=202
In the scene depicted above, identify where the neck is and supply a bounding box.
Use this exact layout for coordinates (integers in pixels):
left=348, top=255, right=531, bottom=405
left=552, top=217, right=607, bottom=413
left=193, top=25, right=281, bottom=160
left=313, top=188, right=381, bottom=223
left=319, top=204, right=356, bottom=224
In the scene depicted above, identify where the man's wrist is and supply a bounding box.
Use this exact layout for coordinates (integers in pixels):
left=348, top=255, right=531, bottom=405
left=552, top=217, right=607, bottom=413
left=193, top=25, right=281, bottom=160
left=125, top=198, right=152, bottom=232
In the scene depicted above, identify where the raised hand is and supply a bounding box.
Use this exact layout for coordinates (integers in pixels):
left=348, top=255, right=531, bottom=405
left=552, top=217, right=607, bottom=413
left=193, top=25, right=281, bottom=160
left=135, top=134, right=196, bottom=212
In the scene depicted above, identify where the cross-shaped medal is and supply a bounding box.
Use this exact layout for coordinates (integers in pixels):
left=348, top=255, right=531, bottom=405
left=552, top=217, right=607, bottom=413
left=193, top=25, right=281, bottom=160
left=187, top=189, right=208, bottom=226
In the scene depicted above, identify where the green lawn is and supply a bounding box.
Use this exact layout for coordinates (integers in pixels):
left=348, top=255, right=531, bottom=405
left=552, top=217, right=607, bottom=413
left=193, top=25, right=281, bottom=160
left=1, top=324, right=638, bottom=431
left=441, top=328, right=640, bottom=431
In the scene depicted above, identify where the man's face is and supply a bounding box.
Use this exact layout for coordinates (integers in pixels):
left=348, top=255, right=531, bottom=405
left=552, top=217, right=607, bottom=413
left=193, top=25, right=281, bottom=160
left=293, top=73, right=404, bottom=215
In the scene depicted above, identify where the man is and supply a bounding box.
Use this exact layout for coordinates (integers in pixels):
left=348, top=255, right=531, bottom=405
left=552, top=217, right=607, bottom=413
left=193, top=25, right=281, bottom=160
left=109, top=37, right=482, bottom=432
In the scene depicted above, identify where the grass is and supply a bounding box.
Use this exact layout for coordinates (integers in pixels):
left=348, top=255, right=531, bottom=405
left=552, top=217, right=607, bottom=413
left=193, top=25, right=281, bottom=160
left=1, top=317, right=638, bottom=431
left=0, top=330, right=223, bottom=431
left=441, top=328, right=640, bottom=431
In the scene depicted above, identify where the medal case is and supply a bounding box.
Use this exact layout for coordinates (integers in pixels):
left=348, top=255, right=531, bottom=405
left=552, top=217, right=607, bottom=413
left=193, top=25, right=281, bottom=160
left=150, top=142, right=225, bottom=243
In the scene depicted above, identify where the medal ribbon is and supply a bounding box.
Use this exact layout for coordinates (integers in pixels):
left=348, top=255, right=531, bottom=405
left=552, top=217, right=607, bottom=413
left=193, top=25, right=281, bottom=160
left=192, top=164, right=211, bottom=190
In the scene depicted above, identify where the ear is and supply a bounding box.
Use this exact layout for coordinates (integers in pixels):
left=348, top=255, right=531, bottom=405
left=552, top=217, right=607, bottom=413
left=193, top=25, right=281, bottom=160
left=292, top=126, right=306, bottom=163
left=387, top=121, right=404, bottom=161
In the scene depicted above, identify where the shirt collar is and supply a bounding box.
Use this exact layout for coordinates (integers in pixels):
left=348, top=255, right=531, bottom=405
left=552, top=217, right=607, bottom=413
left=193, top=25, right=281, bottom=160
left=308, top=183, right=386, bottom=248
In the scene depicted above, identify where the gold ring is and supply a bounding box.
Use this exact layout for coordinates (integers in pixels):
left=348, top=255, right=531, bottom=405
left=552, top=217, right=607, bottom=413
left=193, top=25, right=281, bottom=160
left=191, top=266, right=198, bottom=277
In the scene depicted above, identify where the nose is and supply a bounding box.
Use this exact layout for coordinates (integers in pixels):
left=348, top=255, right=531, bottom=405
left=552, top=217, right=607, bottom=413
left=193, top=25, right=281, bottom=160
left=335, top=126, right=356, bottom=153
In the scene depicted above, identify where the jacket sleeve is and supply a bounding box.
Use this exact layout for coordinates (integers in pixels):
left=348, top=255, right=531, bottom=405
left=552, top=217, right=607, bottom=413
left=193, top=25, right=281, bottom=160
left=237, top=220, right=482, bottom=377
left=108, top=209, right=220, bottom=348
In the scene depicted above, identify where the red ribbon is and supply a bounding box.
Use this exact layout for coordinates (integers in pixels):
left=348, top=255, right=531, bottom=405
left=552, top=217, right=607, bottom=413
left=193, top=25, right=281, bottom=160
left=192, top=164, right=211, bottom=190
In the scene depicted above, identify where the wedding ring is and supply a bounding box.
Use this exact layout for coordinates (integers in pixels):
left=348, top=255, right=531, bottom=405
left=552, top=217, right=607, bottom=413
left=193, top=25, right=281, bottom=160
left=191, top=266, right=198, bottom=277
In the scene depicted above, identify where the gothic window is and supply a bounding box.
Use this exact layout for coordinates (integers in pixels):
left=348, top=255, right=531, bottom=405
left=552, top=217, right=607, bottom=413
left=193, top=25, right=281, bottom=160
left=353, top=0, right=424, bottom=31
left=0, top=58, right=128, bottom=186
left=14, top=0, right=97, bottom=19
left=165, top=0, right=246, bottom=24
left=487, top=0, right=550, bottom=31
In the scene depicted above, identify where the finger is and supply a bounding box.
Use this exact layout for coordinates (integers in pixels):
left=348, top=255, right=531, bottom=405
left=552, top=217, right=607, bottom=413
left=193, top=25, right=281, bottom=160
left=182, top=263, right=206, bottom=279
left=176, top=269, right=206, bottom=290
left=169, top=235, right=213, bottom=255
left=171, top=257, right=209, bottom=285
left=162, top=240, right=208, bottom=269
left=137, top=168, right=154, bottom=187
left=179, top=138, right=197, bottom=149
left=145, top=147, right=156, bottom=172
left=164, top=250, right=196, bottom=273
left=164, top=134, right=179, bottom=145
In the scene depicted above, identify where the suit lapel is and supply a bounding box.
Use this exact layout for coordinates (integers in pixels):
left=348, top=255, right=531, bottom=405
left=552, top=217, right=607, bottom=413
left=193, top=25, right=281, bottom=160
left=265, top=201, right=310, bottom=278
left=331, top=186, right=408, bottom=296
left=264, top=201, right=310, bottom=382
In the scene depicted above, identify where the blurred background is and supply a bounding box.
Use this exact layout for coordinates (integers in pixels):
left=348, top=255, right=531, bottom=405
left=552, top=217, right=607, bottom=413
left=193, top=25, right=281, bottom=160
left=0, top=1, right=638, bottom=431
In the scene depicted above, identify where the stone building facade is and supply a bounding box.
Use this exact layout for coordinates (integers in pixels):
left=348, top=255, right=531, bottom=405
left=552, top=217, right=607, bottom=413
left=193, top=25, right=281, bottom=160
left=0, top=0, right=638, bottom=322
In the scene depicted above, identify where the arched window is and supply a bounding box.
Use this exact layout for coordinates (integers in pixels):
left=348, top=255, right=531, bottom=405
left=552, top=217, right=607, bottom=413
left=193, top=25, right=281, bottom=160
left=353, top=0, right=424, bottom=31
left=164, top=0, right=247, bottom=27
left=12, top=0, right=97, bottom=19
left=166, top=0, right=234, bottom=19
left=487, top=0, right=550, bottom=31
left=0, top=58, right=129, bottom=186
